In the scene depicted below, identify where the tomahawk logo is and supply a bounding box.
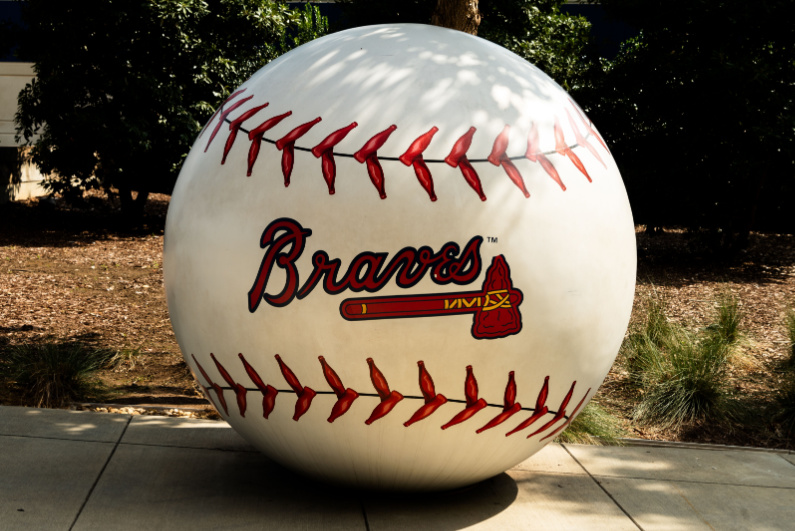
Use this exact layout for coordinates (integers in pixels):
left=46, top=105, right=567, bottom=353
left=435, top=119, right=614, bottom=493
left=248, top=218, right=523, bottom=339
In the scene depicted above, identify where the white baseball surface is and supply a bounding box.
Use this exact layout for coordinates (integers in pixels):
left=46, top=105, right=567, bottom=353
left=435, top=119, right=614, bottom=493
left=164, top=24, right=636, bottom=491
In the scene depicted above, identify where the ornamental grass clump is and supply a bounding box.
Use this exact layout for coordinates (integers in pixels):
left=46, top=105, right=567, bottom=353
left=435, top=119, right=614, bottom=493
left=0, top=341, right=115, bottom=408
left=706, top=291, right=743, bottom=346
left=557, top=402, right=626, bottom=445
left=623, top=294, right=737, bottom=430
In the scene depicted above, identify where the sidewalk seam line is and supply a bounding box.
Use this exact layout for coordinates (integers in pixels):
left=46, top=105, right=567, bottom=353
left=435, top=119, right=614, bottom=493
left=562, top=444, right=644, bottom=531
left=118, top=440, right=260, bottom=452
left=360, top=500, right=371, bottom=531
left=68, top=415, right=133, bottom=531
left=0, top=433, right=121, bottom=444
left=587, top=474, right=795, bottom=490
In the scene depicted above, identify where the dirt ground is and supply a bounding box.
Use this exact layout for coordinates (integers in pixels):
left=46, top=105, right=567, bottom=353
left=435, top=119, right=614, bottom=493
left=1, top=194, right=794, bottom=446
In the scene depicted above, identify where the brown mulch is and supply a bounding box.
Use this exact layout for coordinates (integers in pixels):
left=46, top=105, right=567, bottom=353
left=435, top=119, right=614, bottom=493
left=1, top=194, right=794, bottom=446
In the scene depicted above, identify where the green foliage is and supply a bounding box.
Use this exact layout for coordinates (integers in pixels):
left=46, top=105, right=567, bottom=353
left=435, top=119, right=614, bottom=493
left=336, top=0, right=594, bottom=90
left=0, top=341, right=116, bottom=408
left=557, top=401, right=626, bottom=445
left=705, top=292, right=743, bottom=346
left=623, top=294, right=739, bottom=430
left=478, top=1, right=593, bottom=91
left=583, top=0, right=795, bottom=235
left=13, top=0, right=328, bottom=214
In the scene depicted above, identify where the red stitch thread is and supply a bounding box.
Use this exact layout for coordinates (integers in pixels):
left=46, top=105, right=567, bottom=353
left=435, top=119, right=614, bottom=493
left=275, top=354, right=317, bottom=421
left=506, top=375, right=549, bottom=436
left=223, top=103, right=270, bottom=165
left=275, top=117, right=322, bottom=186
left=541, top=387, right=590, bottom=441
left=398, top=126, right=439, bottom=201
left=554, top=121, right=591, bottom=182
left=192, top=354, right=228, bottom=415
left=319, top=356, right=360, bottom=423
left=200, top=88, right=247, bottom=139
left=445, top=127, right=486, bottom=201
left=211, top=353, right=247, bottom=417
left=246, top=110, right=292, bottom=177
left=205, top=94, right=254, bottom=153
left=566, top=110, right=605, bottom=168
left=526, top=124, right=566, bottom=191
left=239, top=353, right=279, bottom=419
left=487, top=125, right=530, bottom=198
left=195, top=352, right=585, bottom=441
left=569, top=99, right=608, bottom=152
left=404, top=361, right=448, bottom=427
left=365, top=357, right=404, bottom=425
left=441, top=365, right=487, bottom=429
left=477, top=371, right=523, bottom=433
left=311, top=122, right=358, bottom=194
left=354, top=125, right=397, bottom=199
left=526, top=380, right=576, bottom=438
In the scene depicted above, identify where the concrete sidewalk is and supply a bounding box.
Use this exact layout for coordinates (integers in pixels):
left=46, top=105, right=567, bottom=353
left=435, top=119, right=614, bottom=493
left=1, top=406, right=793, bottom=530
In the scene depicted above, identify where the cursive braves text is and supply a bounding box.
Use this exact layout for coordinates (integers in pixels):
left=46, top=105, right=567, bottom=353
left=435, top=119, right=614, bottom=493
left=248, top=218, right=483, bottom=312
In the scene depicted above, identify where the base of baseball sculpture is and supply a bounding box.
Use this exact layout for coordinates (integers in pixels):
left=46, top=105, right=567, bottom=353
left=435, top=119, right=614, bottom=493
left=164, top=24, right=636, bottom=490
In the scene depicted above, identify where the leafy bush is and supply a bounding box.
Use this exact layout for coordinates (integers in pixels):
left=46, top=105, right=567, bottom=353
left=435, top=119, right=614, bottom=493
left=0, top=341, right=116, bottom=408
left=12, top=0, right=328, bottom=216
left=558, top=401, right=626, bottom=445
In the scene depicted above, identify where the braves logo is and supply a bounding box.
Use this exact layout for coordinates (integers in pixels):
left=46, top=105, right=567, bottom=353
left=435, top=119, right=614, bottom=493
left=248, top=218, right=523, bottom=339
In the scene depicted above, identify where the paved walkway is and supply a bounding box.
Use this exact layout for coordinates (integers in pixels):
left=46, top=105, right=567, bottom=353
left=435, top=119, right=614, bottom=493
left=1, top=405, right=793, bottom=530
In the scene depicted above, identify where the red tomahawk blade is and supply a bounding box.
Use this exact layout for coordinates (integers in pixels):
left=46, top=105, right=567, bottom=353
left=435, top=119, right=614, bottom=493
left=339, top=255, right=523, bottom=339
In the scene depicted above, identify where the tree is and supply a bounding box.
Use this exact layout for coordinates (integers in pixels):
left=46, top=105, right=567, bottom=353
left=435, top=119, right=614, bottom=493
left=13, top=0, right=328, bottom=217
left=583, top=0, right=795, bottom=238
left=336, top=0, right=594, bottom=91
left=431, top=0, right=481, bottom=34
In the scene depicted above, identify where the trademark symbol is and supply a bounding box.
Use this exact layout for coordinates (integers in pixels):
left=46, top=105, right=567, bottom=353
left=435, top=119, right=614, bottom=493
left=487, top=236, right=498, bottom=243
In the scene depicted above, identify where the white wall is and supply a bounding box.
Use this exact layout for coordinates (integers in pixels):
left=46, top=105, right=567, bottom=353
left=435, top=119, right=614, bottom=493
left=0, top=61, right=32, bottom=147
left=0, top=61, right=46, bottom=200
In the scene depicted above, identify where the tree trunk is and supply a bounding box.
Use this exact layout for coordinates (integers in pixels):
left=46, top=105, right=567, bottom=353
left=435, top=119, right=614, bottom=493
left=431, top=0, right=481, bottom=35
left=118, top=186, right=149, bottom=224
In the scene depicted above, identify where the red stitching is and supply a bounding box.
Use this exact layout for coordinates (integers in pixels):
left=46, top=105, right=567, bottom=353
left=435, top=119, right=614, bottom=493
left=239, top=353, right=279, bottom=419
left=199, top=88, right=247, bottom=139
left=566, top=109, right=605, bottom=169
left=275, top=354, right=317, bottom=420
left=211, top=353, right=247, bottom=417
left=223, top=103, right=270, bottom=165
left=311, top=122, right=358, bottom=195
left=192, top=354, right=588, bottom=440
left=488, top=126, right=530, bottom=198
left=554, top=120, right=591, bottom=183
left=354, top=125, right=397, bottom=199
left=441, top=365, right=487, bottom=429
left=201, top=93, right=609, bottom=201
left=365, top=357, right=404, bottom=424
left=246, top=110, right=292, bottom=177
left=399, top=126, right=439, bottom=201
left=192, top=354, right=227, bottom=415
left=319, top=356, right=359, bottom=423
left=445, top=127, right=486, bottom=201
left=204, top=94, right=253, bottom=153
left=526, top=124, right=566, bottom=191
left=404, top=361, right=448, bottom=427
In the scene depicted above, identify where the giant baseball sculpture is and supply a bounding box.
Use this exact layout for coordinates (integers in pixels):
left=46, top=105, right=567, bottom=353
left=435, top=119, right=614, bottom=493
left=164, top=24, right=636, bottom=490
